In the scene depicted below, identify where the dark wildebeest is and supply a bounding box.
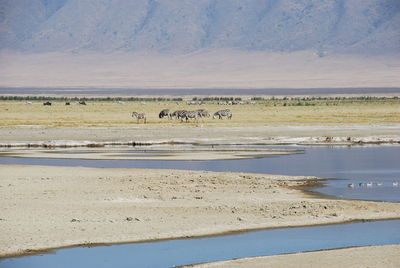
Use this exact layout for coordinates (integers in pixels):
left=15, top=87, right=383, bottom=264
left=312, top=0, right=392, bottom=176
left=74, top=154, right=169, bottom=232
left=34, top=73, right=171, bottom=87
left=65, top=102, right=70, bottom=105
left=159, top=109, right=170, bottom=119
left=132, top=112, right=147, bottom=124
left=43, top=101, right=52, bottom=106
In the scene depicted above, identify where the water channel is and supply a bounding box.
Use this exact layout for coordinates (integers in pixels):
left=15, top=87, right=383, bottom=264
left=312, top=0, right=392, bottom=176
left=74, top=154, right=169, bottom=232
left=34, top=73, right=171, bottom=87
left=0, top=220, right=399, bottom=268
left=1, top=145, right=399, bottom=202
left=0, top=145, right=399, bottom=267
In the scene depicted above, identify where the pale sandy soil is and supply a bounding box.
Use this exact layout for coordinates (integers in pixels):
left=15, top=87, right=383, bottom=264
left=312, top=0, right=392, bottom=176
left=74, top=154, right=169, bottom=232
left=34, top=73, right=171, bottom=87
left=0, top=147, right=296, bottom=161
left=1, top=124, right=400, bottom=147
left=1, top=50, right=399, bottom=88
left=190, top=245, right=400, bottom=268
left=1, top=165, right=399, bottom=258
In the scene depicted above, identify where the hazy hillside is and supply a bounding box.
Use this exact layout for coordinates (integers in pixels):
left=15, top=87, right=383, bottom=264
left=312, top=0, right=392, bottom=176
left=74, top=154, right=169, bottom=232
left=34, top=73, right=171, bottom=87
left=0, top=0, right=399, bottom=89
left=0, top=50, right=399, bottom=89
left=1, top=0, right=399, bottom=54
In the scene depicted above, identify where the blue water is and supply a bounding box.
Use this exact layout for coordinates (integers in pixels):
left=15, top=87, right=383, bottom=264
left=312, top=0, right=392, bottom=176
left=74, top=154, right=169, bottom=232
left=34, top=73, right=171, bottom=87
left=1, top=145, right=399, bottom=201
left=1, top=146, right=399, bottom=267
left=1, top=220, right=399, bottom=268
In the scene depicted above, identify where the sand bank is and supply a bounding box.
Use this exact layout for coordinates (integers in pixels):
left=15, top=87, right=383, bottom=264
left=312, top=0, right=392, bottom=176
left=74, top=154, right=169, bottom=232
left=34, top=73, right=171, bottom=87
left=190, top=245, right=400, bottom=268
left=0, top=124, right=400, bottom=147
left=1, top=165, right=399, bottom=258
left=0, top=147, right=297, bottom=161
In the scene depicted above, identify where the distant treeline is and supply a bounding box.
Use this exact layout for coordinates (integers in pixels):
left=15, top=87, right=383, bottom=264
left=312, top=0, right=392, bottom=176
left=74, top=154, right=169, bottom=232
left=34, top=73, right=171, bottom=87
left=249, top=96, right=400, bottom=107
left=192, top=97, right=243, bottom=101
left=251, top=96, right=398, bottom=101
left=0, top=95, right=398, bottom=104
left=0, top=96, right=183, bottom=102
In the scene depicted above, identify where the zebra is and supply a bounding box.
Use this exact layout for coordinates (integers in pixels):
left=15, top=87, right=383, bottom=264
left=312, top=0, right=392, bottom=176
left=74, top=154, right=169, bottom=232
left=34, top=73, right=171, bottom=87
left=169, top=110, right=179, bottom=119
left=170, top=110, right=187, bottom=120
left=159, top=109, right=170, bottom=119
left=132, top=112, right=147, bottom=124
left=213, top=109, right=232, bottom=119
left=78, top=101, right=86, bottom=105
left=196, top=109, right=210, bottom=118
left=182, top=110, right=199, bottom=122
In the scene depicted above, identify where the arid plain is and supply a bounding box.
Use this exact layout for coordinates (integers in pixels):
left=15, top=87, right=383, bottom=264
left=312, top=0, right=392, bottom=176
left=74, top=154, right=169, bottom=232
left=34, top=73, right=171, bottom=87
left=0, top=97, right=400, bottom=267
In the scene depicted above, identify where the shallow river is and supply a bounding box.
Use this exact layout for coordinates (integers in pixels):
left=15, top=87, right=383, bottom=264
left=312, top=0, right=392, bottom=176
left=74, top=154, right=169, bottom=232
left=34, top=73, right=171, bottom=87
left=1, top=220, right=399, bottom=268
left=1, top=145, right=399, bottom=202
left=1, top=145, right=400, bottom=267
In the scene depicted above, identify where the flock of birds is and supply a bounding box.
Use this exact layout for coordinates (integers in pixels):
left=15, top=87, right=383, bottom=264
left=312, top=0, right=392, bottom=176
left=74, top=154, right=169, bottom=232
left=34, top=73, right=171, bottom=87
left=347, top=182, right=399, bottom=188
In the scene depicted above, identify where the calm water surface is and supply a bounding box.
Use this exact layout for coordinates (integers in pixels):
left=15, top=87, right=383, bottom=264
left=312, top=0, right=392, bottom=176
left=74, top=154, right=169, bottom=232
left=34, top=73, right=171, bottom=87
left=1, top=220, right=399, bottom=268
left=1, top=145, right=399, bottom=201
left=1, top=146, right=400, bottom=267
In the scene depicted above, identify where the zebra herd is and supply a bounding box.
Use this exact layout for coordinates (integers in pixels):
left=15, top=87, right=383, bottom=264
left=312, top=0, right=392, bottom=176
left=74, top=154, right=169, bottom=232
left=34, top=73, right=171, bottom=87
left=132, top=109, right=232, bottom=123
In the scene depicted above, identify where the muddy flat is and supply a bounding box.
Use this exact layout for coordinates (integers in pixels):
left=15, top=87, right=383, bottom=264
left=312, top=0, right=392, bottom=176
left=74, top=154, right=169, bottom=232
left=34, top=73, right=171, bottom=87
left=192, top=245, right=400, bottom=268
left=1, top=98, right=399, bottom=265
left=1, top=165, right=400, bottom=257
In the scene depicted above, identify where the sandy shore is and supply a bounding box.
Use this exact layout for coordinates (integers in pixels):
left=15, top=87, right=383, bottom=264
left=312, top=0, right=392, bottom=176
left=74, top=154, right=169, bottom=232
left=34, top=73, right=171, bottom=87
left=190, top=245, right=400, bottom=268
left=0, top=147, right=298, bottom=161
left=1, top=165, right=399, bottom=258
left=1, top=124, right=400, bottom=147
left=1, top=124, right=399, bottom=265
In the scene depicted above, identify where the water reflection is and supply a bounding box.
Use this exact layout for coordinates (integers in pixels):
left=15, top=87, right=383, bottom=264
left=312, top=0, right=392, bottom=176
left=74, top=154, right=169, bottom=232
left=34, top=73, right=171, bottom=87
left=1, top=220, right=399, bottom=268
left=0, top=145, right=399, bottom=202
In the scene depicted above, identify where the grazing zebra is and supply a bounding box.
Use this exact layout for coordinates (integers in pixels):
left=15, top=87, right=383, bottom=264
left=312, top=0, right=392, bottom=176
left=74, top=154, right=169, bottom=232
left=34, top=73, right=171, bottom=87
left=196, top=109, right=210, bottom=118
left=132, top=112, right=147, bottom=124
left=183, top=111, right=199, bottom=122
left=169, top=110, right=179, bottom=119
left=78, top=101, right=86, bottom=105
left=170, top=110, right=187, bottom=120
left=213, top=109, right=232, bottom=119
left=159, top=109, right=170, bottom=119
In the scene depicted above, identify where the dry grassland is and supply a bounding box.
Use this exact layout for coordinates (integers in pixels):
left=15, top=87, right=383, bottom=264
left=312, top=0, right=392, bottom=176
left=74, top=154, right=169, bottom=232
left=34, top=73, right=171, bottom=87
left=0, top=99, right=399, bottom=127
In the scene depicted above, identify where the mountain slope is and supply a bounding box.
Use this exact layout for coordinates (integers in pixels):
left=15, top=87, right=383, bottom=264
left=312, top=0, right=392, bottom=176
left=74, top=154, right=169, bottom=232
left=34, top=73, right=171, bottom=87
left=1, top=0, right=399, bottom=54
